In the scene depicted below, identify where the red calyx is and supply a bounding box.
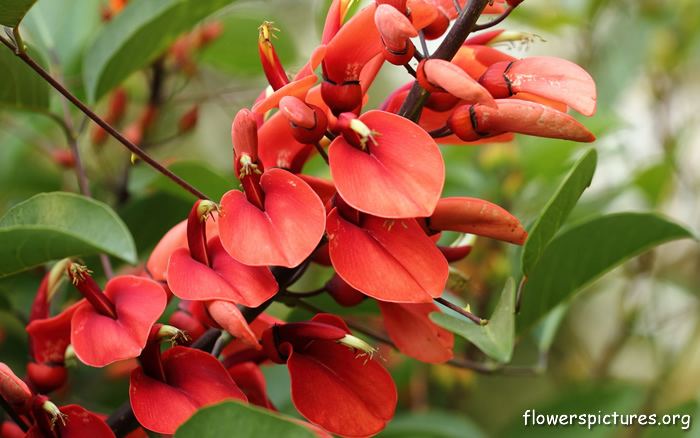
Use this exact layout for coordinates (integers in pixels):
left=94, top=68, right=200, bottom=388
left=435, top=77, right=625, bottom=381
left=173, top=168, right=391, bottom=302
left=321, top=77, right=363, bottom=115
left=478, top=60, right=513, bottom=98
left=279, top=96, right=329, bottom=144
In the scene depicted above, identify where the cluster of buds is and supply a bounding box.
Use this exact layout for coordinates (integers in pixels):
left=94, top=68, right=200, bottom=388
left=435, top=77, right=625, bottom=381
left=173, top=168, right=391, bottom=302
left=2, top=0, right=599, bottom=437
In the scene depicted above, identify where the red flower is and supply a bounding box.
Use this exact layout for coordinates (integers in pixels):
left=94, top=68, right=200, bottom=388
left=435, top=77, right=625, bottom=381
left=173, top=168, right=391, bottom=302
left=130, top=328, right=247, bottom=434
left=261, top=314, right=397, bottom=437
left=219, top=109, right=326, bottom=267
left=68, top=265, right=167, bottom=367
left=327, top=204, right=448, bottom=303
left=330, top=110, right=445, bottom=218
left=166, top=200, right=278, bottom=306
left=26, top=404, right=115, bottom=438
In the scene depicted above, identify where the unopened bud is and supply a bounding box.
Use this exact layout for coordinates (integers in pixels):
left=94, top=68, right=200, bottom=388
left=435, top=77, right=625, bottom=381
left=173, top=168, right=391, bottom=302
left=375, top=4, right=416, bottom=65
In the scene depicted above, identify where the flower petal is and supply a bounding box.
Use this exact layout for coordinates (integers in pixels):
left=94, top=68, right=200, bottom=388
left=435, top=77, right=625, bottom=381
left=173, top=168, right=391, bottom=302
left=327, top=208, right=448, bottom=303
left=219, top=169, right=326, bottom=267
left=329, top=110, right=444, bottom=218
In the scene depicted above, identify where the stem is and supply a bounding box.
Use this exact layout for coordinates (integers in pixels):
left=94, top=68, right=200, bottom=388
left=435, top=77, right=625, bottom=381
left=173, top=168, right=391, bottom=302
left=0, top=36, right=208, bottom=200
left=314, top=142, right=329, bottom=164
left=0, top=395, right=29, bottom=432
left=399, top=0, right=491, bottom=121
left=435, top=296, right=487, bottom=325
left=472, top=6, right=515, bottom=31
left=428, top=125, right=453, bottom=138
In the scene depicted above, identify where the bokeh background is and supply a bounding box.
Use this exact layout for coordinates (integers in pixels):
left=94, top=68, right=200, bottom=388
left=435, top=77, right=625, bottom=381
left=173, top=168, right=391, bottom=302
left=1, top=0, right=699, bottom=436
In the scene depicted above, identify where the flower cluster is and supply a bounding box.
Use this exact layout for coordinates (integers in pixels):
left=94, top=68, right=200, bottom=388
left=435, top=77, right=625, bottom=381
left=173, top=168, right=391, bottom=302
left=1, top=0, right=597, bottom=436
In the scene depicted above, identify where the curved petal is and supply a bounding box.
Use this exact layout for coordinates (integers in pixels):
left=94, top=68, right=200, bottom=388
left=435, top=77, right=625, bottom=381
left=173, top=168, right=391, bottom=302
left=71, top=276, right=167, bottom=367
left=329, top=110, right=444, bottom=218
left=327, top=208, right=448, bottom=303
left=167, top=238, right=277, bottom=307
left=56, top=405, right=115, bottom=438
left=130, top=347, right=246, bottom=434
left=219, top=169, right=326, bottom=267
left=453, top=45, right=515, bottom=79
left=423, top=59, right=496, bottom=106
left=378, top=301, right=453, bottom=363
left=252, top=75, right=318, bottom=115
left=507, top=57, right=596, bottom=116
left=206, top=300, right=259, bottom=348
left=147, top=218, right=218, bottom=282
left=258, top=112, right=314, bottom=172
left=478, top=99, right=595, bottom=142
left=429, top=197, right=527, bottom=244
left=288, top=340, right=397, bottom=437
left=228, top=362, right=275, bottom=410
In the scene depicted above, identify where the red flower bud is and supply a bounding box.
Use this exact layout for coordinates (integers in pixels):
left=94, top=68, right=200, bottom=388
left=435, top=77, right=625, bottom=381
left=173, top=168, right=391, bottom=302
left=375, top=4, right=416, bottom=65
left=26, top=363, right=68, bottom=394
left=422, top=8, right=450, bottom=40
left=325, top=274, right=366, bottom=307
left=0, top=363, right=32, bottom=410
left=279, top=96, right=329, bottom=144
left=178, top=105, right=199, bottom=133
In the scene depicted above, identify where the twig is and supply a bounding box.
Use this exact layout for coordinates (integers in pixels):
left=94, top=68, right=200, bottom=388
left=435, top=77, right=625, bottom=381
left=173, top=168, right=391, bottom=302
left=314, top=142, right=329, bottom=164
left=0, top=35, right=208, bottom=200
left=435, top=296, right=487, bottom=325
left=399, top=0, right=492, bottom=121
left=472, top=6, right=516, bottom=32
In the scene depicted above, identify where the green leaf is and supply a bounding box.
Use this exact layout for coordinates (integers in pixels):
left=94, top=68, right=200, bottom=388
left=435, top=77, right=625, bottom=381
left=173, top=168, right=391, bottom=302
left=431, top=278, right=516, bottom=363
left=151, top=161, right=232, bottom=201
left=521, top=149, right=597, bottom=275
left=379, top=411, right=486, bottom=438
left=83, top=0, right=233, bottom=102
left=175, top=401, right=315, bottom=438
left=0, top=0, right=37, bottom=26
left=0, top=192, right=137, bottom=277
left=518, top=213, right=695, bottom=328
left=0, top=46, right=49, bottom=112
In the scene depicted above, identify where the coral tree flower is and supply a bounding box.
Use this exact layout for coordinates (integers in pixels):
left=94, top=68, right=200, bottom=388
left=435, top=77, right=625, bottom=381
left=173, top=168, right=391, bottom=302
left=67, top=264, right=167, bottom=367
left=326, top=201, right=449, bottom=303
left=329, top=110, right=445, bottom=218
left=261, top=314, right=397, bottom=437
left=130, top=326, right=247, bottom=434
left=167, top=199, right=278, bottom=306
left=219, top=109, right=326, bottom=267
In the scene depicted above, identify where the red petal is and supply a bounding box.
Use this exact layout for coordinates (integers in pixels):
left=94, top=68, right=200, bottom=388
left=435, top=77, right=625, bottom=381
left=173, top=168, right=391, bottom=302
left=0, top=363, right=31, bottom=408
left=252, top=75, right=318, bottom=115
left=71, top=276, right=167, bottom=367
left=228, top=362, right=275, bottom=410
left=219, top=169, right=326, bottom=267
left=130, top=347, right=246, bottom=434
left=508, top=57, right=596, bottom=116
left=423, top=59, right=496, bottom=107
left=324, top=4, right=382, bottom=82
left=288, top=340, right=396, bottom=437
left=147, top=218, right=218, bottom=282
left=206, top=300, right=259, bottom=348
left=329, top=110, right=444, bottom=218
left=167, top=238, right=277, bottom=307
left=378, top=301, right=453, bottom=363
left=327, top=208, right=448, bottom=303
left=55, top=405, right=115, bottom=438
left=479, top=99, right=595, bottom=142
left=258, top=112, right=314, bottom=172
left=429, top=197, right=527, bottom=244
left=26, top=301, right=81, bottom=363
left=453, top=45, right=515, bottom=79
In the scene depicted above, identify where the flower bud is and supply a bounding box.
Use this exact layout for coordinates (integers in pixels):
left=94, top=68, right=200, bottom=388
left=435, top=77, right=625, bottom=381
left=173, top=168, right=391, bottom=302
left=422, top=8, right=450, bottom=40
left=375, top=4, right=416, bottom=65
left=26, top=363, right=68, bottom=394
left=279, top=96, right=328, bottom=144
left=0, top=363, right=32, bottom=409
left=321, top=78, right=362, bottom=115
left=178, top=105, right=199, bottom=133
left=326, top=275, right=365, bottom=307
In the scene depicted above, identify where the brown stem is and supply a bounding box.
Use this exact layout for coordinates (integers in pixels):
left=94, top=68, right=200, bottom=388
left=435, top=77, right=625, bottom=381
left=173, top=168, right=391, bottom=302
left=435, top=296, right=487, bottom=325
left=399, top=0, right=492, bottom=121
left=472, top=6, right=515, bottom=31
left=314, top=142, right=329, bottom=164
left=0, top=36, right=208, bottom=200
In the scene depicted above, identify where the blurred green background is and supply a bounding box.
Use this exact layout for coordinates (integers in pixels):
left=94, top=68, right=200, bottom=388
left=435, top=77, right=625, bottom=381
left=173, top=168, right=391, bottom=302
left=1, top=0, right=699, bottom=436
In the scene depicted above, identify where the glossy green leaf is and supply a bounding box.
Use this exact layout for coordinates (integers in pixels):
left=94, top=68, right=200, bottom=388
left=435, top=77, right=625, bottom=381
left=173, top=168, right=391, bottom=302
left=0, top=192, right=137, bottom=277
left=175, top=401, right=315, bottom=438
left=0, top=0, right=37, bottom=26
left=518, top=213, right=695, bottom=328
left=522, top=149, right=597, bottom=275
left=431, top=278, right=516, bottom=363
left=0, top=46, right=49, bottom=112
left=83, top=0, right=234, bottom=102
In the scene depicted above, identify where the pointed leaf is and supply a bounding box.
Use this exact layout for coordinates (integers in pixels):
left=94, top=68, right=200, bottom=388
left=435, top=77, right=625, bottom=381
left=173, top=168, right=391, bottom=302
left=518, top=213, right=696, bottom=329
left=521, top=149, right=597, bottom=275
left=83, top=0, right=234, bottom=102
left=0, top=192, right=137, bottom=277
left=0, top=0, right=37, bottom=26
left=175, top=400, right=315, bottom=438
left=431, top=278, right=516, bottom=363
